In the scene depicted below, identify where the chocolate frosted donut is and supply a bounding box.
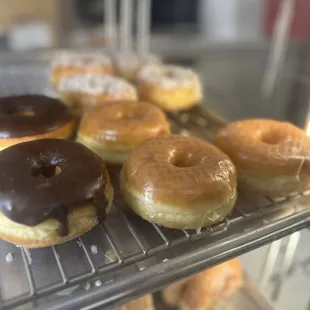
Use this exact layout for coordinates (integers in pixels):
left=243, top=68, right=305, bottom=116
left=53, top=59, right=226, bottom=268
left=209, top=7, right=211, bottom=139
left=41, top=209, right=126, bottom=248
left=0, top=95, right=74, bottom=150
left=0, top=139, right=113, bottom=248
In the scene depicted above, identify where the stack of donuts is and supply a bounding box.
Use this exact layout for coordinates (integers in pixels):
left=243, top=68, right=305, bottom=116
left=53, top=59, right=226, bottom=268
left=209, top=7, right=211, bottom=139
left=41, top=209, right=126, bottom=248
left=0, top=48, right=309, bottom=251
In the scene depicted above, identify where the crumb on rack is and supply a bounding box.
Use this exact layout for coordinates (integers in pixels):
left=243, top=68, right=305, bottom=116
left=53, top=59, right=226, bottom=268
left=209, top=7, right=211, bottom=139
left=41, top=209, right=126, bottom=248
left=90, top=245, right=98, bottom=255
left=84, top=282, right=91, bottom=291
left=95, top=280, right=102, bottom=287
left=195, top=227, right=202, bottom=234
left=105, top=279, right=114, bottom=284
left=5, top=252, right=14, bottom=263
left=105, top=250, right=117, bottom=262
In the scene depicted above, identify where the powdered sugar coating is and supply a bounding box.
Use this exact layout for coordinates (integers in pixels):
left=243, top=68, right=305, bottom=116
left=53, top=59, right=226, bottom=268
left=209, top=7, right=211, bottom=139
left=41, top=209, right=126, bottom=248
left=114, top=52, right=160, bottom=71
left=137, top=64, right=200, bottom=90
left=58, top=73, right=137, bottom=97
left=52, top=52, right=112, bottom=69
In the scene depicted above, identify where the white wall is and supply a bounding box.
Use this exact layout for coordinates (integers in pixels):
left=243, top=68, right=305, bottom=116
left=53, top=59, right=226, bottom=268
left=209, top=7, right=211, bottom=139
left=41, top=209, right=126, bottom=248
left=198, top=0, right=264, bottom=41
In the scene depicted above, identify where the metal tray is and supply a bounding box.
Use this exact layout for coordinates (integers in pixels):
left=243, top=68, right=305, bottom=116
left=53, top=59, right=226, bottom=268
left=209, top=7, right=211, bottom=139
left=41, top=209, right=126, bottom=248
left=0, top=64, right=309, bottom=310
left=153, top=280, right=273, bottom=310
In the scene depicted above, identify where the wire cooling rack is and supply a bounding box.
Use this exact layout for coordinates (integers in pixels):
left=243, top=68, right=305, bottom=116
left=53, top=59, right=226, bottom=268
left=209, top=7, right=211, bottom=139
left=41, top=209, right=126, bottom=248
left=0, top=63, right=309, bottom=310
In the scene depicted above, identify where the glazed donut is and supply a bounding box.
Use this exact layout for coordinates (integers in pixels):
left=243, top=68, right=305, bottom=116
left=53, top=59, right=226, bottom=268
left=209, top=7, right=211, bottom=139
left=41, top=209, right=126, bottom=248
left=77, top=100, right=170, bottom=164
left=0, top=95, right=74, bottom=151
left=121, top=134, right=237, bottom=229
left=113, top=52, right=161, bottom=81
left=116, top=294, right=154, bottom=310
left=214, top=119, right=310, bottom=196
left=177, top=259, right=243, bottom=310
left=0, top=139, right=113, bottom=248
left=161, top=278, right=189, bottom=307
left=50, top=51, right=114, bottom=88
left=57, top=74, right=137, bottom=116
left=136, top=64, right=202, bottom=111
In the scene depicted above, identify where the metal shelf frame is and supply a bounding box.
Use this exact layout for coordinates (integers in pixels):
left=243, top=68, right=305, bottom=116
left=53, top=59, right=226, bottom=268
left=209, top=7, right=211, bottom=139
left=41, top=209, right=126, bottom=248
left=1, top=191, right=309, bottom=310
left=0, top=62, right=309, bottom=310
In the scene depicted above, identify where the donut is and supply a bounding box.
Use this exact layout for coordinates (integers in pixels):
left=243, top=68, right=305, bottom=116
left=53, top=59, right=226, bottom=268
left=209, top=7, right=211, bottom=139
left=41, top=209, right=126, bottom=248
left=120, top=134, right=237, bottom=229
left=113, top=51, right=161, bottom=81
left=0, top=95, right=74, bottom=151
left=0, top=139, right=113, bottom=248
left=77, top=100, right=170, bottom=164
left=50, top=51, right=114, bottom=88
left=180, top=259, right=243, bottom=310
left=136, top=64, right=202, bottom=111
left=161, top=278, right=189, bottom=307
left=214, top=119, right=310, bottom=196
left=116, top=295, right=154, bottom=310
left=57, top=74, right=137, bottom=116
left=162, top=259, right=243, bottom=310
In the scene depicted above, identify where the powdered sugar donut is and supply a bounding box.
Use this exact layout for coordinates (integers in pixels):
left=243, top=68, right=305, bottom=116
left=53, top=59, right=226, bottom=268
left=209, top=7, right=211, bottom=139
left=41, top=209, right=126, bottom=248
left=136, top=64, right=202, bottom=111
left=57, top=73, right=137, bottom=115
left=50, top=51, right=114, bottom=88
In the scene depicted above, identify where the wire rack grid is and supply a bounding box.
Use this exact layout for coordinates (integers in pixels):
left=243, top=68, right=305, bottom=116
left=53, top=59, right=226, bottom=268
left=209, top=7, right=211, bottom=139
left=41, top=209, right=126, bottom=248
left=0, top=64, right=309, bottom=310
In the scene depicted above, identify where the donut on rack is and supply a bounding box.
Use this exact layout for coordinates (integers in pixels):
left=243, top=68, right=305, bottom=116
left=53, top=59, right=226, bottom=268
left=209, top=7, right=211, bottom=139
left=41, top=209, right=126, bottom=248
left=136, top=64, right=202, bottom=111
left=50, top=51, right=114, bottom=88
left=0, top=139, right=113, bottom=248
left=77, top=100, right=170, bottom=164
left=115, top=294, right=154, bottom=310
left=214, top=118, right=310, bottom=196
left=0, top=95, right=74, bottom=151
left=112, top=51, right=161, bottom=81
left=120, top=134, right=237, bottom=229
left=57, top=73, right=138, bottom=116
left=161, top=259, right=244, bottom=310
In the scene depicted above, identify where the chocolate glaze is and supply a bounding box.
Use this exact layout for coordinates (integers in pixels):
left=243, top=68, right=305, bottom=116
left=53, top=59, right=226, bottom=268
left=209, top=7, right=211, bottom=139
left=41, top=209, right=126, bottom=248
left=0, top=139, right=109, bottom=235
left=0, top=95, right=72, bottom=138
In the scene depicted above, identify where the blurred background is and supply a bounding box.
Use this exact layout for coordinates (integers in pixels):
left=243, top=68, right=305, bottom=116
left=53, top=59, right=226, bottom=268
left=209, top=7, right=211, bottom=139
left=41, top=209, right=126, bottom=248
left=1, top=0, right=310, bottom=127
left=1, top=1, right=310, bottom=309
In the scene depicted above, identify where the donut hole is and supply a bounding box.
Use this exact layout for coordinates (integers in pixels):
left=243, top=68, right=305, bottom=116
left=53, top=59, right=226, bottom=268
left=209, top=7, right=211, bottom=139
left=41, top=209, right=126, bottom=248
left=31, top=164, right=62, bottom=178
left=169, top=152, right=199, bottom=168
left=7, top=109, right=35, bottom=117
left=261, top=131, right=282, bottom=145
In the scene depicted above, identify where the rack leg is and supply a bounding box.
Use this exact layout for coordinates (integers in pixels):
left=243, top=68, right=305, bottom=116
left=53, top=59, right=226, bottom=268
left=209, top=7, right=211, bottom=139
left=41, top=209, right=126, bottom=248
left=136, top=0, right=151, bottom=56
left=259, top=239, right=282, bottom=292
left=120, top=0, right=134, bottom=52
left=271, top=231, right=301, bottom=301
left=261, top=0, right=295, bottom=99
left=104, top=0, right=117, bottom=50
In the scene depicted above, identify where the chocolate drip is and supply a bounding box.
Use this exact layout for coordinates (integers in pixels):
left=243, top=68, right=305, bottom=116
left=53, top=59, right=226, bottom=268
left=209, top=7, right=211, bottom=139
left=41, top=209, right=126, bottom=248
left=51, top=207, right=68, bottom=237
left=0, top=95, right=72, bottom=138
left=106, top=164, right=122, bottom=199
left=93, top=190, right=108, bottom=220
left=0, top=139, right=110, bottom=236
